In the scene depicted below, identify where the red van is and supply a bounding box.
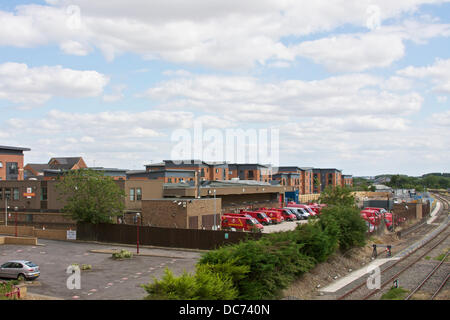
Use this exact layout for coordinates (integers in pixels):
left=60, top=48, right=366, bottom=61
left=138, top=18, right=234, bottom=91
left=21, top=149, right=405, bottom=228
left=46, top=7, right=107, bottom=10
left=239, top=210, right=272, bottom=225
left=257, top=208, right=284, bottom=224
left=221, top=214, right=264, bottom=232
left=270, top=208, right=296, bottom=221
left=364, top=207, right=394, bottom=231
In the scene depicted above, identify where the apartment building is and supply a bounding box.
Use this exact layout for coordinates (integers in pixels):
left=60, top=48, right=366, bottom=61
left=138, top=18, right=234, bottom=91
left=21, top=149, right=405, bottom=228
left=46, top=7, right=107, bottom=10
left=0, top=145, right=30, bottom=181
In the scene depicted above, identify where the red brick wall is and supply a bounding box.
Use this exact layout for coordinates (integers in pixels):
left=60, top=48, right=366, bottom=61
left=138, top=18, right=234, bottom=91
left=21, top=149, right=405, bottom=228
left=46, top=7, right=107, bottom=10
left=0, top=154, right=25, bottom=180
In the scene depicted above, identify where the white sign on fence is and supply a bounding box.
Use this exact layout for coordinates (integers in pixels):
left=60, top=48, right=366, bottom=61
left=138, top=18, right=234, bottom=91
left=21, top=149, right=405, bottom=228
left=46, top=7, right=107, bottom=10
left=67, top=230, right=77, bottom=240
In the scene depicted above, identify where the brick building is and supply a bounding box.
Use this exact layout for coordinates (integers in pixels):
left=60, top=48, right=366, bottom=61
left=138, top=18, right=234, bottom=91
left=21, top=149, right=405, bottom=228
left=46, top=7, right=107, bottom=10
left=0, top=179, right=163, bottom=228
left=127, top=169, right=197, bottom=184
left=300, top=167, right=313, bottom=195
left=342, top=175, right=353, bottom=188
left=25, top=156, right=87, bottom=180
left=228, top=163, right=271, bottom=182
left=145, top=160, right=221, bottom=182
left=313, top=168, right=343, bottom=192
left=141, top=198, right=221, bottom=229
left=0, top=145, right=30, bottom=181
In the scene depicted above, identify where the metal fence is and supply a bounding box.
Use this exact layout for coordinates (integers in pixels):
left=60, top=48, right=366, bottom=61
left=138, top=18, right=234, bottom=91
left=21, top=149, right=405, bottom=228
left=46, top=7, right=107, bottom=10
left=76, top=223, right=263, bottom=250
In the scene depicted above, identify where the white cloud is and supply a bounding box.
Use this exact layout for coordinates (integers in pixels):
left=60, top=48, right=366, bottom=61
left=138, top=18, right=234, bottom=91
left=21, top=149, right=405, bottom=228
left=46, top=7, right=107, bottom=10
left=398, top=58, right=450, bottom=93
left=59, top=40, right=91, bottom=55
left=295, top=32, right=405, bottom=72
left=0, top=1, right=449, bottom=69
left=102, top=84, right=126, bottom=103
left=143, top=73, right=423, bottom=118
left=429, top=110, right=450, bottom=127
left=0, top=62, right=109, bottom=106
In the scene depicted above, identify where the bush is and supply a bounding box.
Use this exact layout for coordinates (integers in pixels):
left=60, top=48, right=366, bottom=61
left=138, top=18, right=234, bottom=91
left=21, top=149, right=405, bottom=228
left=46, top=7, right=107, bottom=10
left=112, top=249, right=133, bottom=260
left=319, top=205, right=367, bottom=251
left=199, top=237, right=315, bottom=300
left=0, top=281, right=19, bottom=300
left=142, top=267, right=238, bottom=300
left=291, top=222, right=338, bottom=263
left=142, top=201, right=369, bottom=300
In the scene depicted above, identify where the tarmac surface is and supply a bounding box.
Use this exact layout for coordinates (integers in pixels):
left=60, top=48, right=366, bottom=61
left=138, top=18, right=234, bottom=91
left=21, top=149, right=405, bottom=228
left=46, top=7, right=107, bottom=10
left=0, top=238, right=201, bottom=300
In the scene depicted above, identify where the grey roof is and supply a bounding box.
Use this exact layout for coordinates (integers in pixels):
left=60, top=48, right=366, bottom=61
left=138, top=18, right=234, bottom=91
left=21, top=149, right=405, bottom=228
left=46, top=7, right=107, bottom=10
left=0, top=145, right=31, bottom=151
left=48, top=157, right=83, bottom=170
left=25, top=163, right=50, bottom=172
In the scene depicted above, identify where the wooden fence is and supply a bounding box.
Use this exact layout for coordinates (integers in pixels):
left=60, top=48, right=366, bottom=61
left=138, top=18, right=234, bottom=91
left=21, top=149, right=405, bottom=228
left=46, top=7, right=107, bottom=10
left=76, top=223, right=263, bottom=250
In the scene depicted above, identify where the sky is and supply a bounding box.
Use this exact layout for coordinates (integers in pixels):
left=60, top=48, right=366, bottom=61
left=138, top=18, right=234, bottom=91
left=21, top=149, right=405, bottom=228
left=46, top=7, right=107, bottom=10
left=0, top=0, right=449, bottom=176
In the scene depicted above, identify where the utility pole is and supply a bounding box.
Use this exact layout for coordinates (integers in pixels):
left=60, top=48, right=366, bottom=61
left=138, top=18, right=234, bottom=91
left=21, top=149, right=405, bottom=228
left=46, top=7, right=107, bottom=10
left=213, top=189, right=216, bottom=230
left=4, top=197, right=7, bottom=226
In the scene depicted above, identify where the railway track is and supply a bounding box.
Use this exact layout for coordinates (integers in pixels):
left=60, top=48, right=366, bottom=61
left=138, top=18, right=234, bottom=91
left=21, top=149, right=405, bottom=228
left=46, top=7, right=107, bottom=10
left=337, top=192, right=449, bottom=300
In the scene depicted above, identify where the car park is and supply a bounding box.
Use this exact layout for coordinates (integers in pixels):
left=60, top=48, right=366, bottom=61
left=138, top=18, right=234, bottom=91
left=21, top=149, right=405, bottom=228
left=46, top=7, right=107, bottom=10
left=0, top=260, right=40, bottom=281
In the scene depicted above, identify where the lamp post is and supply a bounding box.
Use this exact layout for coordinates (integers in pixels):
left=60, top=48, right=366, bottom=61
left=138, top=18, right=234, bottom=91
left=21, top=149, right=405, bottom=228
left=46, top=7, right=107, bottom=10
left=136, top=212, right=140, bottom=255
left=14, top=206, right=18, bottom=237
left=213, top=189, right=216, bottom=230
left=4, top=197, right=7, bottom=226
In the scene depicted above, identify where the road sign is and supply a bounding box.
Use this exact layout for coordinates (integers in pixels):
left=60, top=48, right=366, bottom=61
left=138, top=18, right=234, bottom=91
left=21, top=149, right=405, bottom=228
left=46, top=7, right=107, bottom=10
left=66, top=230, right=77, bottom=240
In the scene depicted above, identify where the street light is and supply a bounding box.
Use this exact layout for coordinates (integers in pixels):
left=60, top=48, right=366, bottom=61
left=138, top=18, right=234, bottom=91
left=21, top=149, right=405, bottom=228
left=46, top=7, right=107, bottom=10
left=135, top=212, right=141, bottom=255
left=213, top=189, right=217, bottom=230
left=14, top=206, right=18, bottom=237
left=4, top=197, right=7, bottom=226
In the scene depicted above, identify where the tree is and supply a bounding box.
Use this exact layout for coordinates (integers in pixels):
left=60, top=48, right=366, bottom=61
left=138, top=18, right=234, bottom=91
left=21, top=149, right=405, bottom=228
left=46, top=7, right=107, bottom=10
left=318, top=185, right=356, bottom=207
left=56, top=169, right=126, bottom=224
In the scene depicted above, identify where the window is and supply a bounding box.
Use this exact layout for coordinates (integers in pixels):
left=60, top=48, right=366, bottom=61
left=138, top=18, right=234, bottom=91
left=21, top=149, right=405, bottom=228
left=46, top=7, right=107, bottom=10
left=13, top=188, right=19, bottom=200
left=129, top=188, right=135, bottom=201
left=41, top=187, right=47, bottom=201
left=0, top=188, right=2, bottom=200
left=215, top=168, right=219, bottom=173
left=0, top=161, right=2, bottom=168
left=4, top=188, right=11, bottom=200
left=8, top=162, right=18, bottom=175
left=201, top=169, right=205, bottom=177
left=248, top=170, right=254, bottom=178
left=168, top=178, right=172, bottom=183
left=136, top=188, right=142, bottom=201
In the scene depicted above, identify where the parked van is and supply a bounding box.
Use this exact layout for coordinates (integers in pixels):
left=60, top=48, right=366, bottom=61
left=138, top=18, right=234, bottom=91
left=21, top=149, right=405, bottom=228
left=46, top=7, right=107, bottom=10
left=286, top=207, right=309, bottom=220
left=239, top=210, right=272, bottom=225
left=221, top=214, right=264, bottom=232
left=363, top=207, right=393, bottom=231
left=271, top=208, right=297, bottom=221
left=287, top=203, right=317, bottom=216
left=257, top=208, right=284, bottom=224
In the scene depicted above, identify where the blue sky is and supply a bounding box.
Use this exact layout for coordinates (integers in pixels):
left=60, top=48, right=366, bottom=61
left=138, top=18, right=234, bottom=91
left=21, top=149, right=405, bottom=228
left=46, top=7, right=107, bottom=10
left=0, top=0, right=449, bottom=176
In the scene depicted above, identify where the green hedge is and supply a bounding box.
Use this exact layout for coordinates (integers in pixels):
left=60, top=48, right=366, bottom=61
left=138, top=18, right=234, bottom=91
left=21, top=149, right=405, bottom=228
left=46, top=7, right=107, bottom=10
left=142, top=204, right=368, bottom=300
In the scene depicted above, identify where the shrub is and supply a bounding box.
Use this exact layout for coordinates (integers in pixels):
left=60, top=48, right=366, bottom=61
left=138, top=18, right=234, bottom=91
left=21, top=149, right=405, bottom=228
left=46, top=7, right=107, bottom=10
left=112, top=249, right=133, bottom=260
left=319, top=205, right=367, bottom=251
left=0, top=281, right=19, bottom=300
left=291, top=222, right=338, bottom=263
left=199, top=237, right=315, bottom=300
left=142, top=267, right=238, bottom=300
